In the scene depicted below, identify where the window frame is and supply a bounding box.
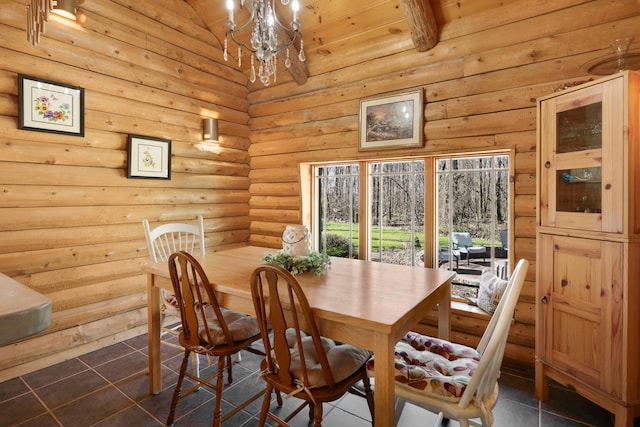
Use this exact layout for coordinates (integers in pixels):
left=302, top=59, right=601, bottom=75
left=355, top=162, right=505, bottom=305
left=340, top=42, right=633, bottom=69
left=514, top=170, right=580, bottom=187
left=301, top=149, right=514, bottom=274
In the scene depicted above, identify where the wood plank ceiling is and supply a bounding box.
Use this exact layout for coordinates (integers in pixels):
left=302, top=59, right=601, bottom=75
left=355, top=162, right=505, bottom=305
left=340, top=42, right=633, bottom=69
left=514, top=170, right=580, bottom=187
left=184, top=0, right=496, bottom=89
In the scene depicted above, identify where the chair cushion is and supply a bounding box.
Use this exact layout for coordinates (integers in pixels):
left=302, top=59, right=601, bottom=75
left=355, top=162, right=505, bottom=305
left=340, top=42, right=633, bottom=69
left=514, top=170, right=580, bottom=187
left=466, top=246, right=486, bottom=254
left=198, top=306, right=260, bottom=345
left=285, top=329, right=371, bottom=388
left=477, top=270, right=508, bottom=314
left=367, top=331, right=480, bottom=402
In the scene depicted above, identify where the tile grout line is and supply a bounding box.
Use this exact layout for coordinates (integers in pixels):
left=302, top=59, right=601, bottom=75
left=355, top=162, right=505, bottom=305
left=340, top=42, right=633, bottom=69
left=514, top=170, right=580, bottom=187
left=16, top=371, right=64, bottom=426
left=78, top=347, right=173, bottom=427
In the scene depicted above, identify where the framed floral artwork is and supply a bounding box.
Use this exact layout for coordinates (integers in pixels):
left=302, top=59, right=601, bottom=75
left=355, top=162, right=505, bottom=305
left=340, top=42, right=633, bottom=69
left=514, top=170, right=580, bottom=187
left=359, top=89, right=423, bottom=150
left=18, top=74, right=84, bottom=136
left=127, top=135, right=171, bottom=180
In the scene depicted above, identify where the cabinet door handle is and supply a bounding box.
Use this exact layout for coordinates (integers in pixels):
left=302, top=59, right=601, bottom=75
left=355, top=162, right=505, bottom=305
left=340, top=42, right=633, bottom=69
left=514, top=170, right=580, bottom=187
left=541, top=296, right=549, bottom=304
left=544, top=161, right=551, bottom=168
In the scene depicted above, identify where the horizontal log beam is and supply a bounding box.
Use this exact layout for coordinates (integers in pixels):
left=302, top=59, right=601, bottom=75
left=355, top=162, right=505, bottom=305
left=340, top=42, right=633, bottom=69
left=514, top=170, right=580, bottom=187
left=399, top=0, right=438, bottom=52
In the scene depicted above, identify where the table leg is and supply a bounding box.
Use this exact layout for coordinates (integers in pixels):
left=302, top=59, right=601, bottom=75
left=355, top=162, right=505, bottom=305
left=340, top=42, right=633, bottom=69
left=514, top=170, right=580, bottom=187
left=147, top=273, right=162, bottom=394
left=373, top=332, right=395, bottom=427
left=438, top=284, right=451, bottom=340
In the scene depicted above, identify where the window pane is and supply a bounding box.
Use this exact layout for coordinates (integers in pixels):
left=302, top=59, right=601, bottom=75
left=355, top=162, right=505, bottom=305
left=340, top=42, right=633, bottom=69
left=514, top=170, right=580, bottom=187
left=436, top=153, right=510, bottom=298
left=315, top=164, right=359, bottom=258
left=369, top=160, right=424, bottom=266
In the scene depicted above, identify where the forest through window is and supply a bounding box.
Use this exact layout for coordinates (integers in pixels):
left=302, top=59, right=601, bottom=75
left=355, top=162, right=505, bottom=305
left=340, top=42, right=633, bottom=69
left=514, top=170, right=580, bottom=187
left=312, top=153, right=510, bottom=293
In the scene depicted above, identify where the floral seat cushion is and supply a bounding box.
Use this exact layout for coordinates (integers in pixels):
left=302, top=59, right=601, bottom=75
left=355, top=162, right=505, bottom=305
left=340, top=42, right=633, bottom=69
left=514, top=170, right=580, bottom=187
left=366, top=331, right=480, bottom=402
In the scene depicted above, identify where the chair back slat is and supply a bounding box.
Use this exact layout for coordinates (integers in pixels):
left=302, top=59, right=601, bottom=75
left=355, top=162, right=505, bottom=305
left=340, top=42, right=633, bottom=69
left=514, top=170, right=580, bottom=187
left=251, top=264, right=336, bottom=389
left=459, top=258, right=528, bottom=408
left=265, top=268, right=294, bottom=384
left=168, top=251, right=234, bottom=349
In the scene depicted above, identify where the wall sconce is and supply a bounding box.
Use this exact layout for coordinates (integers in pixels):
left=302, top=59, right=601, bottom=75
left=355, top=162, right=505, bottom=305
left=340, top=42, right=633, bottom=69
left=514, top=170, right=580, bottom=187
left=202, top=118, right=218, bottom=143
left=52, top=0, right=78, bottom=21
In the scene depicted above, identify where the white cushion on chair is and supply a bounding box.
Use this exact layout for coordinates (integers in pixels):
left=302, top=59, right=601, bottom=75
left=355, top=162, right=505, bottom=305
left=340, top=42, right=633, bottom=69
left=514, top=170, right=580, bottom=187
left=198, top=306, right=260, bottom=345
left=367, top=331, right=480, bottom=402
left=285, top=329, right=371, bottom=388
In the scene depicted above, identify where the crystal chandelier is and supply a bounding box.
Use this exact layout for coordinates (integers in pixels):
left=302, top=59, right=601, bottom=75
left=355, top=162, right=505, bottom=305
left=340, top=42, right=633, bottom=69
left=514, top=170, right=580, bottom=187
left=224, top=0, right=306, bottom=87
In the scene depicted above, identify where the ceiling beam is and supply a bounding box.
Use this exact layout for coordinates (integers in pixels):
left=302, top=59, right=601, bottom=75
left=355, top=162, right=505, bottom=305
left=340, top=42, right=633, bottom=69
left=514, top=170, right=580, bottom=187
left=399, top=0, right=438, bottom=52
left=274, top=27, right=308, bottom=86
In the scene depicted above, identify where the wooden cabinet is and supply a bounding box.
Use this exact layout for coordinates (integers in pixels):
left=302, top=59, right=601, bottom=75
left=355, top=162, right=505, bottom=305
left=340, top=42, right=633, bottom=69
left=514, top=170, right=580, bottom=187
left=536, top=71, right=640, bottom=427
left=537, top=234, right=623, bottom=390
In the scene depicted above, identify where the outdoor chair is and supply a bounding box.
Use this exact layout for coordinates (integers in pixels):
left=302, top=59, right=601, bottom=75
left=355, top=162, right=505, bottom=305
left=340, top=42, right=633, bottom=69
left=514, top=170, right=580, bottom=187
left=368, top=258, right=528, bottom=427
left=499, top=230, right=508, bottom=252
left=437, top=243, right=459, bottom=270
left=142, top=215, right=205, bottom=377
left=250, top=264, right=375, bottom=427
left=451, top=232, right=486, bottom=265
left=166, top=251, right=265, bottom=426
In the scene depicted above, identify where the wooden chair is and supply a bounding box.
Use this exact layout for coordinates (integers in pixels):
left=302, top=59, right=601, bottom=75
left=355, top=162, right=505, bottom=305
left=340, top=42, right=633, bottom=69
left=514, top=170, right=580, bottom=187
left=451, top=232, right=486, bottom=265
left=142, top=216, right=205, bottom=376
left=143, top=216, right=205, bottom=265
left=166, top=251, right=265, bottom=426
left=370, top=259, right=528, bottom=427
left=250, top=264, right=375, bottom=427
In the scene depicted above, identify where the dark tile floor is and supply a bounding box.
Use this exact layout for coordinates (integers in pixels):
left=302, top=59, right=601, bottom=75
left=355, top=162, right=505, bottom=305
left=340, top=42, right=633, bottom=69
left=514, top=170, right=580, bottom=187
left=0, top=328, right=635, bottom=427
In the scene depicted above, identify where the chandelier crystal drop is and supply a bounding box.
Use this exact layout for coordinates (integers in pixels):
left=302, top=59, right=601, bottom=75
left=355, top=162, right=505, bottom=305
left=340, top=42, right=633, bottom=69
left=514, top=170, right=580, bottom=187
left=224, top=0, right=305, bottom=87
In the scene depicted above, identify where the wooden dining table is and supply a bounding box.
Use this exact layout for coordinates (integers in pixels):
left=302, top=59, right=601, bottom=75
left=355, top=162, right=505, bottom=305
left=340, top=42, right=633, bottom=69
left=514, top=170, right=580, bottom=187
left=142, top=245, right=454, bottom=427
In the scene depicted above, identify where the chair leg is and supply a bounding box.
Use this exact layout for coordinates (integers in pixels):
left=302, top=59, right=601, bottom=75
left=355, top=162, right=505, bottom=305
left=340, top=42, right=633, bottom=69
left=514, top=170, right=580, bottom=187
left=362, top=375, right=375, bottom=423
left=312, top=402, right=323, bottom=427
left=167, top=350, right=191, bottom=426
left=192, top=354, right=201, bottom=391
left=193, top=353, right=199, bottom=375
left=161, top=313, right=202, bottom=381
left=258, top=385, right=273, bottom=427
left=212, top=356, right=226, bottom=427
left=226, top=355, right=233, bottom=383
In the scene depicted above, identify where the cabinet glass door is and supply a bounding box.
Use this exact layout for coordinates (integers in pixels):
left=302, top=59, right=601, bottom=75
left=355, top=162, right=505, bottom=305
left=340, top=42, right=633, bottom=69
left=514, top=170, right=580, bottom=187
left=555, top=103, right=602, bottom=214
left=539, top=77, right=624, bottom=233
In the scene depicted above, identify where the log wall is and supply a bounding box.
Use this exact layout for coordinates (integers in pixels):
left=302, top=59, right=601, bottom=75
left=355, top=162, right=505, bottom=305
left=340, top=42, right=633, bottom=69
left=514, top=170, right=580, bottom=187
left=0, top=0, right=249, bottom=381
left=0, top=0, right=638, bottom=380
left=247, top=1, right=640, bottom=368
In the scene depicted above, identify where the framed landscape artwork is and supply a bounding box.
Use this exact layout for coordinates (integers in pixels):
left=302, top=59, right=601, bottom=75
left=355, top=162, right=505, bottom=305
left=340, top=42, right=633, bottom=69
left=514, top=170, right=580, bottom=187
left=359, top=89, right=423, bottom=150
left=18, top=74, right=85, bottom=136
left=127, top=135, right=171, bottom=180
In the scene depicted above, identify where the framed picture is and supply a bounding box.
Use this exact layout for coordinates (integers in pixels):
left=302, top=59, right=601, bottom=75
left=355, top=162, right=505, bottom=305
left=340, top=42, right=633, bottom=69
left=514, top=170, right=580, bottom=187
left=18, top=74, right=84, bottom=136
left=359, top=89, right=423, bottom=150
left=127, top=135, right=171, bottom=180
